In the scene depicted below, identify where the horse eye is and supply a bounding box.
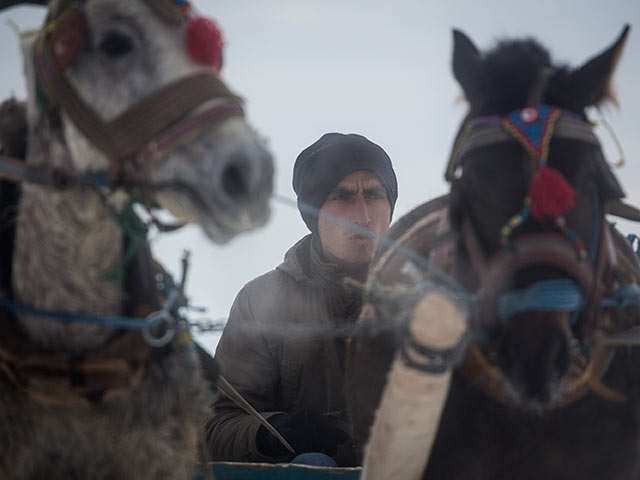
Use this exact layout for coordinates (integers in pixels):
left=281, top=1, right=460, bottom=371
left=98, top=32, right=134, bottom=57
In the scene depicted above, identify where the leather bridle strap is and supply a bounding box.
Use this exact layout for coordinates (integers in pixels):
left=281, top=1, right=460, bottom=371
left=0, top=154, right=62, bottom=186
left=143, top=0, right=186, bottom=24
left=461, top=217, right=488, bottom=282
left=526, top=67, right=554, bottom=107
left=33, top=0, right=243, bottom=167
left=447, top=114, right=601, bottom=181
left=35, top=37, right=242, bottom=163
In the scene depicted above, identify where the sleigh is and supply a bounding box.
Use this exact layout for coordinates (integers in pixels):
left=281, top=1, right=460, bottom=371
left=199, top=462, right=360, bottom=480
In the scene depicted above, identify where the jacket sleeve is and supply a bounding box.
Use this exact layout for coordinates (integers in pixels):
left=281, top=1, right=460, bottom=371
left=204, top=282, right=289, bottom=463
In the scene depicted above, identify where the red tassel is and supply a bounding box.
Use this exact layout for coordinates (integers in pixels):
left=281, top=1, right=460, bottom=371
left=186, top=16, right=224, bottom=72
left=529, top=165, right=575, bottom=221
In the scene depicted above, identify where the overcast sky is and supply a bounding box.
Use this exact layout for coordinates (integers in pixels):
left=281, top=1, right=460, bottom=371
left=1, top=1, right=639, bottom=355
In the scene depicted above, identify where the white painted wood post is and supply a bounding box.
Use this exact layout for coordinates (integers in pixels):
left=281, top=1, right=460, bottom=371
left=361, top=292, right=469, bottom=480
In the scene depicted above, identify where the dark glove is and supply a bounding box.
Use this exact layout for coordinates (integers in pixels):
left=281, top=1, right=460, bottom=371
left=256, top=408, right=348, bottom=458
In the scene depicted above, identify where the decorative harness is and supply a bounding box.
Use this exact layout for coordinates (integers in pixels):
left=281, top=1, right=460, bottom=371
left=446, top=103, right=640, bottom=407
left=362, top=101, right=640, bottom=410
left=447, top=104, right=608, bottom=320
left=0, top=0, right=233, bottom=405
left=0, top=0, right=242, bottom=193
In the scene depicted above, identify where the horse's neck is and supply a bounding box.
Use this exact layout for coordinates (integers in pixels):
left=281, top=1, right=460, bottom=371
left=11, top=122, right=124, bottom=353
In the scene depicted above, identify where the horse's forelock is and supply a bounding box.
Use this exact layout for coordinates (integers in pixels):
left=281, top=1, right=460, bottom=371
left=476, top=39, right=559, bottom=115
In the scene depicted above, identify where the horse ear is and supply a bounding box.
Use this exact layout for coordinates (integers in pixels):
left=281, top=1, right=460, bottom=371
left=452, top=29, right=482, bottom=106
left=564, top=25, right=630, bottom=109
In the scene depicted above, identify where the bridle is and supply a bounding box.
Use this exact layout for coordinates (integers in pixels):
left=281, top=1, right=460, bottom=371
left=448, top=105, right=610, bottom=334
left=443, top=83, right=640, bottom=407
left=0, top=0, right=244, bottom=193
left=0, top=0, right=238, bottom=404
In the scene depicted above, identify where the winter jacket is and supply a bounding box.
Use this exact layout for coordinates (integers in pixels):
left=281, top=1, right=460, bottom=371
left=204, top=235, right=362, bottom=466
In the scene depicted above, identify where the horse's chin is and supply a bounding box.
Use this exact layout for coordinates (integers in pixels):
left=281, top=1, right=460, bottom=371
left=156, top=190, right=271, bottom=244
left=198, top=206, right=271, bottom=244
left=506, top=375, right=568, bottom=415
left=518, top=400, right=547, bottom=417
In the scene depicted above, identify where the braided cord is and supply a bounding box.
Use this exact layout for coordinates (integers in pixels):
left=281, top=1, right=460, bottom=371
left=98, top=194, right=148, bottom=283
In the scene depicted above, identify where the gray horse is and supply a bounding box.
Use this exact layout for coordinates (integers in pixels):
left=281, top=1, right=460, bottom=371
left=0, top=1, right=273, bottom=478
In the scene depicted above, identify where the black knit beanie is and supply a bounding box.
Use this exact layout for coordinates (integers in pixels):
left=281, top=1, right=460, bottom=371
left=293, top=133, right=398, bottom=233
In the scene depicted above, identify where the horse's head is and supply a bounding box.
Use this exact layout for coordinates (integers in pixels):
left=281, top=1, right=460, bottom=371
left=16, top=0, right=273, bottom=243
left=447, top=26, right=631, bottom=410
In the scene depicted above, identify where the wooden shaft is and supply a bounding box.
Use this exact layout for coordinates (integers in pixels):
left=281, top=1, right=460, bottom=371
left=361, top=292, right=468, bottom=480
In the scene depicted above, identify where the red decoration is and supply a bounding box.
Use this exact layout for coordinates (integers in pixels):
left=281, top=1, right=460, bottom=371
left=186, top=16, right=224, bottom=72
left=529, top=164, right=575, bottom=221
left=50, top=10, right=87, bottom=71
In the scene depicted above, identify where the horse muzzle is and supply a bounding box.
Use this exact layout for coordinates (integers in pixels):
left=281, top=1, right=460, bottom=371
left=476, top=232, right=596, bottom=335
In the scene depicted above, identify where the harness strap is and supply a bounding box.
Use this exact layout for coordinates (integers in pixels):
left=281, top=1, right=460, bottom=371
left=0, top=306, right=161, bottom=406
left=447, top=114, right=600, bottom=181
left=143, top=0, right=187, bottom=24
left=527, top=67, right=554, bottom=107
left=607, top=200, right=640, bottom=222
left=0, top=153, right=61, bottom=186
left=461, top=217, right=488, bottom=281
left=0, top=153, right=113, bottom=188
left=36, top=33, right=242, bottom=162
left=34, top=2, right=243, bottom=167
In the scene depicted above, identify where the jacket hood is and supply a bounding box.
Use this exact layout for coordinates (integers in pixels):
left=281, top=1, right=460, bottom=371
left=276, top=234, right=316, bottom=284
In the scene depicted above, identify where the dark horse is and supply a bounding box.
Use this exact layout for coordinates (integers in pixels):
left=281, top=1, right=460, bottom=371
left=346, top=26, right=640, bottom=479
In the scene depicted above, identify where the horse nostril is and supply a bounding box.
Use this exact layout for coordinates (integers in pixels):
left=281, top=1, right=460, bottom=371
left=220, top=151, right=273, bottom=206
left=221, top=162, right=248, bottom=201
left=498, top=342, right=515, bottom=367
left=550, top=333, right=570, bottom=374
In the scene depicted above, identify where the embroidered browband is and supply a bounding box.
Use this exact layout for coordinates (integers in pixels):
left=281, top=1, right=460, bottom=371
left=447, top=105, right=602, bottom=257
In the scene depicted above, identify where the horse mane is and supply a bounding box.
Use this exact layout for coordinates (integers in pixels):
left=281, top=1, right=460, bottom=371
left=0, top=98, right=27, bottom=158
left=474, top=38, right=573, bottom=115
left=0, top=98, right=26, bottom=296
left=471, top=35, right=624, bottom=116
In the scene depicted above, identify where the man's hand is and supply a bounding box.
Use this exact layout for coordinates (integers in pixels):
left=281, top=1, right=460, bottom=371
left=256, top=408, right=348, bottom=457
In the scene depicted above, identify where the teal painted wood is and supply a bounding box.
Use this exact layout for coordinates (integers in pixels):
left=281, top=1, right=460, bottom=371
left=195, top=462, right=361, bottom=480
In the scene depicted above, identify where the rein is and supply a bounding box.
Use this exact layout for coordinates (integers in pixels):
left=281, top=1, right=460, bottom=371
left=0, top=248, right=206, bottom=405
left=0, top=270, right=184, bottom=348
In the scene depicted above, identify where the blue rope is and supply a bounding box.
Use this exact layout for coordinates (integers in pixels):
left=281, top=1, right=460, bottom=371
left=602, top=284, right=640, bottom=310
left=498, top=279, right=585, bottom=324
left=0, top=296, right=163, bottom=330
left=499, top=279, right=640, bottom=327
left=0, top=254, right=206, bottom=349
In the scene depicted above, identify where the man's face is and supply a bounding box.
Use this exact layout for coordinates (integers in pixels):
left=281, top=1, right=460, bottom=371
left=317, top=170, right=391, bottom=266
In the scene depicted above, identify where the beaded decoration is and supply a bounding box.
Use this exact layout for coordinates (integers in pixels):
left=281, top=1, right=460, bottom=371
left=501, top=105, right=562, bottom=160
left=172, top=0, right=194, bottom=17
left=499, top=105, right=585, bottom=257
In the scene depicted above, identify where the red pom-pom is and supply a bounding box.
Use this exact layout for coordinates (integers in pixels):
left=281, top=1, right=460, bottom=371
left=186, top=16, right=224, bottom=72
left=529, top=164, right=575, bottom=221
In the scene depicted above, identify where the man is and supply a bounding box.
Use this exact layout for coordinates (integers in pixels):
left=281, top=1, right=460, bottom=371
left=205, top=132, right=398, bottom=467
